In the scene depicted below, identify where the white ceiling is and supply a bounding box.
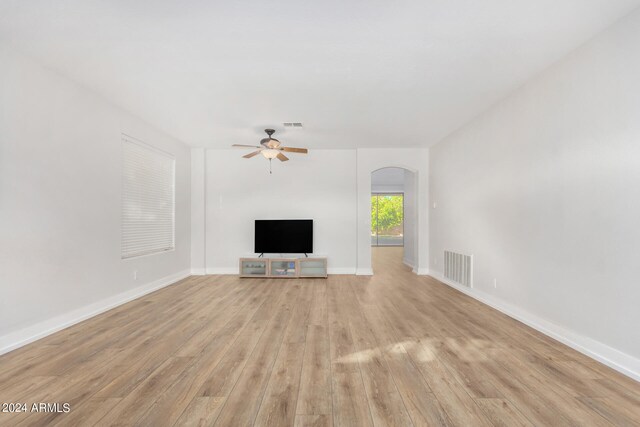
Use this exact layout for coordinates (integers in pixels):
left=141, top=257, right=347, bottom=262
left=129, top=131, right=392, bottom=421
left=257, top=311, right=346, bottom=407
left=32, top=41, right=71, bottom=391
left=1, top=1, right=638, bottom=149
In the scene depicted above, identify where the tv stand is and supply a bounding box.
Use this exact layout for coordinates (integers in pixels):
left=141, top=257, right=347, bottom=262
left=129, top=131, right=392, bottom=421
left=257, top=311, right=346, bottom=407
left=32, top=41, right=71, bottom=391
left=239, top=256, right=327, bottom=278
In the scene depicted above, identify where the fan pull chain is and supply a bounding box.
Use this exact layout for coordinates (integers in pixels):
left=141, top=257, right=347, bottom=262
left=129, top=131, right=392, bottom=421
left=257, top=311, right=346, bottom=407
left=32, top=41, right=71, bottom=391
left=269, top=158, right=272, bottom=174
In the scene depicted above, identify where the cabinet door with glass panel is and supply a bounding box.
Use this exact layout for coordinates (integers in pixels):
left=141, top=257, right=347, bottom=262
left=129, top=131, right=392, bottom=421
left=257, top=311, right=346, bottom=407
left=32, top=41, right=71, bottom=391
left=299, top=258, right=328, bottom=278
left=240, top=259, right=268, bottom=277
left=269, top=259, right=297, bottom=277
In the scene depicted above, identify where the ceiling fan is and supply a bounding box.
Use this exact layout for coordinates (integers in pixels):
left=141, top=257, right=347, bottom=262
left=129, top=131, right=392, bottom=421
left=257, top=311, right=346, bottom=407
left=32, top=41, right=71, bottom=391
left=232, top=129, right=308, bottom=173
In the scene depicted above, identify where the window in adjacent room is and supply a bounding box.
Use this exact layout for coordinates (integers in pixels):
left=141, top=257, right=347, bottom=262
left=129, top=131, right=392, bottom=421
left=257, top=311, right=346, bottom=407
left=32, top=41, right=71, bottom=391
left=121, top=135, right=175, bottom=259
left=371, top=193, right=404, bottom=247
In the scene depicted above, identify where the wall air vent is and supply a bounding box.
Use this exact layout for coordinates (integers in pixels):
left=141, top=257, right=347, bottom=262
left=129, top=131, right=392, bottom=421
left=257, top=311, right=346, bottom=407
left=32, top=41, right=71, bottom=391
left=283, top=122, right=303, bottom=128
left=444, top=250, right=473, bottom=288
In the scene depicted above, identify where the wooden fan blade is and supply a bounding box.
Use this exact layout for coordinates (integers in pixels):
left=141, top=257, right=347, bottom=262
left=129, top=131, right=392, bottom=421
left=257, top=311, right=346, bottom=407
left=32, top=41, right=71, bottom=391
left=233, top=144, right=261, bottom=148
left=243, top=150, right=262, bottom=158
left=277, top=153, right=289, bottom=162
left=280, top=147, right=308, bottom=154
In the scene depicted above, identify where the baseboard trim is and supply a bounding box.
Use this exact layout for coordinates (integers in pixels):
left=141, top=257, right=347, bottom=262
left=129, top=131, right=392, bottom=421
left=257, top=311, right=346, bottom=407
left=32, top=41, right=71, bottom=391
left=205, top=267, right=358, bottom=275
left=415, top=268, right=430, bottom=276
left=191, top=268, right=206, bottom=276
left=356, top=268, right=374, bottom=276
left=206, top=268, right=238, bottom=275
left=0, top=269, right=191, bottom=356
left=430, top=272, right=640, bottom=382
left=328, top=267, right=357, bottom=275
left=403, top=259, right=415, bottom=269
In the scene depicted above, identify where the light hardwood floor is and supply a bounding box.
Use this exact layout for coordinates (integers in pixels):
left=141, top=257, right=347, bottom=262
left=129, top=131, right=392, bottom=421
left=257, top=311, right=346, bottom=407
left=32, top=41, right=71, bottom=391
left=1, top=247, right=639, bottom=426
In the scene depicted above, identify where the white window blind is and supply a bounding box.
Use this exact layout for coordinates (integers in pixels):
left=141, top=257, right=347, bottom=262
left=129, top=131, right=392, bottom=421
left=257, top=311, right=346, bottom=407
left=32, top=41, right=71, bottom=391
left=121, top=135, right=175, bottom=259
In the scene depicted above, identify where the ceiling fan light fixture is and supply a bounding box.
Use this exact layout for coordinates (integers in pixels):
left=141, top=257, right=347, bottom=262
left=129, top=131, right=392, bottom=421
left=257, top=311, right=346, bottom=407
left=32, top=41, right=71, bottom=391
left=232, top=129, right=307, bottom=173
left=262, top=149, right=279, bottom=159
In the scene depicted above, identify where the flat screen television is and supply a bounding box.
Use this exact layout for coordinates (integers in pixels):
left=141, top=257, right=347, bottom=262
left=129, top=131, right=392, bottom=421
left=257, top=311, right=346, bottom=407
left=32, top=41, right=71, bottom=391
left=255, top=219, right=313, bottom=254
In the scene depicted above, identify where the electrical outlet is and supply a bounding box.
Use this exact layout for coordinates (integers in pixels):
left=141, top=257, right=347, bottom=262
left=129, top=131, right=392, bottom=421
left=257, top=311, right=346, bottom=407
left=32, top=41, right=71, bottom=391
left=433, top=202, right=437, bottom=209
left=133, top=270, right=138, bottom=280
left=493, top=278, right=497, bottom=288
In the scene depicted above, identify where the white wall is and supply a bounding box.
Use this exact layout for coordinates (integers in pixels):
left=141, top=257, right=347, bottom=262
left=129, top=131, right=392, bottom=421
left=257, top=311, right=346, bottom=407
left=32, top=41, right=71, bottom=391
left=371, top=184, right=404, bottom=193
left=430, top=9, right=640, bottom=379
left=357, top=149, right=429, bottom=275
left=190, top=148, right=207, bottom=275
left=371, top=167, right=405, bottom=193
left=0, top=47, right=191, bottom=354
left=196, top=149, right=430, bottom=276
left=403, top=170, right=417, bottom=268
left=202, top=149, right=357, bottom=274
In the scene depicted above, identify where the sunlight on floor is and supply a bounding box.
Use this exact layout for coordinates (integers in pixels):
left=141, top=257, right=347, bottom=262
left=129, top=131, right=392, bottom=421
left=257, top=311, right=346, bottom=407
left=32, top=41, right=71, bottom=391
left=336, top=340, right=437, bottom=365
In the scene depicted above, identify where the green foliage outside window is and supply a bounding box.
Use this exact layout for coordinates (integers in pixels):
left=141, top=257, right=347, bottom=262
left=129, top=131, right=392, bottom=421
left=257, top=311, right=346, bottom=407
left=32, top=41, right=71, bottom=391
left=371, top=194, right=403, bottom=234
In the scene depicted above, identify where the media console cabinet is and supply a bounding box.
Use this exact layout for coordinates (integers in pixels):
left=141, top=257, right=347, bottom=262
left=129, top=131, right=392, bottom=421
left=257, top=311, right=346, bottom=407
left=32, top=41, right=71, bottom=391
left=239, top=257, right=327, bottom=278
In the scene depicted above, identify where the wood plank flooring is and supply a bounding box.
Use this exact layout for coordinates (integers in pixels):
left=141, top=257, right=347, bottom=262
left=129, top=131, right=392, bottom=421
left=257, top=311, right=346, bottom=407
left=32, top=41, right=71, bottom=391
left=1, top=247, right=639, bottom=426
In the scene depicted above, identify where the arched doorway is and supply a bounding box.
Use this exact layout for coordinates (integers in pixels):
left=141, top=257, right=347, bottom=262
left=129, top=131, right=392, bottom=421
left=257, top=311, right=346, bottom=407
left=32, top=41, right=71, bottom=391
left=371, top=167, right=417, bottom=273
left=355, top=148, right=429, bottom=276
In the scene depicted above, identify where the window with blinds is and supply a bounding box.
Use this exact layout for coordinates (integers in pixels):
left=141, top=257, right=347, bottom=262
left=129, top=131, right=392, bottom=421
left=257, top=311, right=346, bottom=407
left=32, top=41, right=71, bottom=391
left=121, top=135, right=175, bottom=259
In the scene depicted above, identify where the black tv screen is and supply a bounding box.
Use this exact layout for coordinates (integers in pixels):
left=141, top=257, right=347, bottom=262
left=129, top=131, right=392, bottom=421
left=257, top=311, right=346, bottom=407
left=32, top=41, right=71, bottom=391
left=255, top=219, right=313, bottom=254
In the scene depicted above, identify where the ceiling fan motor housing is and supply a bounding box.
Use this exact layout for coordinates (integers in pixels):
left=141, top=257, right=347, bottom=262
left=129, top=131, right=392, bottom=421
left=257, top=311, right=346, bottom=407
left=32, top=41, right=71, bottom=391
left=260, top=129, right=280, bottom=148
